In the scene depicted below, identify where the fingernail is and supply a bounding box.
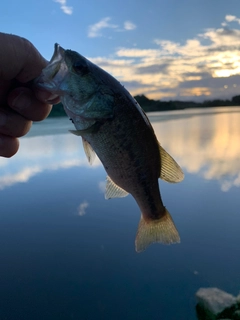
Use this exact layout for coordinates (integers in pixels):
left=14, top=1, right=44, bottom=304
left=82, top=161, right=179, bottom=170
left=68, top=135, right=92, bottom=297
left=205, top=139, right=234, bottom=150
left=12, top=92, right=31, bottom=110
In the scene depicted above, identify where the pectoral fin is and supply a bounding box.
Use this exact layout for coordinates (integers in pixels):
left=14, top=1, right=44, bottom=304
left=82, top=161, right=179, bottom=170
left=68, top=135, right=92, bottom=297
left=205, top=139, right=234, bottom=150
left=69, top=126, right=96, bottom=136
left=69, top=130, right=96, bottom=164
left=159, top=144, right=184, bottom=183
left=105, top=176, right=129, bottom=199
left=69, top=129, right=83, bottom=136
left=82, top=138, right=96, bottom=165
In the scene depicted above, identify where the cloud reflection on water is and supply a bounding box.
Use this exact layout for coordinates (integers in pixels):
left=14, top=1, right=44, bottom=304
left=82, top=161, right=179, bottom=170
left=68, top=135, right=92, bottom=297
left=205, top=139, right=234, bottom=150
left=0, top=131, right=101, bottom=190
left=0, top=107, right=240, bottom=191
left=152, top=107, right=240, bottom=191
left=77, top=201, right=89, bottom=216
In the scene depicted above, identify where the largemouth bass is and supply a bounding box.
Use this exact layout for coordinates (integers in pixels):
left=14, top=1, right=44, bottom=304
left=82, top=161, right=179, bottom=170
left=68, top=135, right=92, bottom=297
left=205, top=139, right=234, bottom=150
left=36, top=44, right=184, bottom=252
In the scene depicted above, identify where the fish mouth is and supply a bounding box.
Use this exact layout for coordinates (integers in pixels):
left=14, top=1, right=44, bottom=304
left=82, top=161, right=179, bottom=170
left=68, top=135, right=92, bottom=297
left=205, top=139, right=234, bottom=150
left=35, top=43, right=68, bottom=93
left=50, top=43, right=65, bottom=64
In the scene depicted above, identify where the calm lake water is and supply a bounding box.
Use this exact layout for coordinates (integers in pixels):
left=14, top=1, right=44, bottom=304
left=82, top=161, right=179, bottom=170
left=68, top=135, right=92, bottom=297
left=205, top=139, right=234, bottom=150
left=0, top=107, right=240, bottom=320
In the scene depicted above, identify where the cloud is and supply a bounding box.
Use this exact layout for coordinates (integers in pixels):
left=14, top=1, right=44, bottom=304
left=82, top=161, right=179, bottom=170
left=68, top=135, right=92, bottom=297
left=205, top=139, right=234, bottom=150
left=88, top=18, right=136, bottom=38
left=88, top=17, right=118, bottom=38
left=54, top=0, right=73, bottom=15
left=124, top=21, right=136, bottom=30
left=178, top=74, right=240, bottom=89
left=121, top=80, right=153, bottom=90
left=86, top=15, right=240, bottom=100
left=201, top=27, right=240, bottom=46
left=136, top=62, right=171, bottom=75
left=225, top=15, right=240, bottom=24
left=221, top=15, right=240, bottom=27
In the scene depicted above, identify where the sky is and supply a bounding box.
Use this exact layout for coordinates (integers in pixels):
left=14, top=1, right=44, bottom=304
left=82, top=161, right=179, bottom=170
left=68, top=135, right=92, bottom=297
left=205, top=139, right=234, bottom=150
left=1, top=0, right=240, bottom=101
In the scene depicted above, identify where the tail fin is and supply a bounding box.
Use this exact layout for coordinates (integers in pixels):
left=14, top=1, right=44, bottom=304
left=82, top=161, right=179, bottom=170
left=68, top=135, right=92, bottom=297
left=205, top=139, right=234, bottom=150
left=135, top=208, right=180, bottom=253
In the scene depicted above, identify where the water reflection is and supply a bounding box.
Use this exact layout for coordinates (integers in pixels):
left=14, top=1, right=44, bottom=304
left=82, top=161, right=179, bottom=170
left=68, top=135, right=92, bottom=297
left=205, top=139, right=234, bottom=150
left=0, top=130, right=101, bottom=190
left=0, top=107, right=240, bottom=192
left=151, top=107, right=240, bottom=191
left=0, top=108, right=240, bottom=320
left=78, top=201, right=89, bottom=216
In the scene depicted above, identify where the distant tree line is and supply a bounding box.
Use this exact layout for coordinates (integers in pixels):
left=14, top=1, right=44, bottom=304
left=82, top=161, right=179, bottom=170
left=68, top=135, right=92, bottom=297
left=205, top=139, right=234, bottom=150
left=48, top=94, right=240, bottom=117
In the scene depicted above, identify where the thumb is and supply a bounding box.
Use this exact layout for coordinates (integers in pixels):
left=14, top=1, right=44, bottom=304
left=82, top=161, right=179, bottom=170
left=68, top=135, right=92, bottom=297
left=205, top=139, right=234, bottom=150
left=0, top=33, right=47, bottom=82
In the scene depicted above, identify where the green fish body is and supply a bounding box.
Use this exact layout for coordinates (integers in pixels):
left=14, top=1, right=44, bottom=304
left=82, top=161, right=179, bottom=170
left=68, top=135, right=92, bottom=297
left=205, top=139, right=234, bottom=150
left=36, top=44, right=184, bottom=252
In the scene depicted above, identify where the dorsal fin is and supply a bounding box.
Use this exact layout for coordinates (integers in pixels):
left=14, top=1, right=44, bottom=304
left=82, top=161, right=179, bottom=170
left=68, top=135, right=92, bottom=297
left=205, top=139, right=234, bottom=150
left=159, top=144, right=184, bottom=183
left=105, top=176, right=129, bottom=199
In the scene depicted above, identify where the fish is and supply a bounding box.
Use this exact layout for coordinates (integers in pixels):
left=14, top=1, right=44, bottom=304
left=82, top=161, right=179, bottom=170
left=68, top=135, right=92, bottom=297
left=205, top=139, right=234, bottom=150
left=36, top=44, right=184, bottom=252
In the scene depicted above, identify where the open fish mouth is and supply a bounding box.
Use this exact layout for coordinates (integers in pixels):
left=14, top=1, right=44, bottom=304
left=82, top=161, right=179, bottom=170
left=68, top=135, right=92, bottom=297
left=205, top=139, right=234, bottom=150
left=35, top=43, right=68, bottom=93
left=50, top=43, right=65, bottom=64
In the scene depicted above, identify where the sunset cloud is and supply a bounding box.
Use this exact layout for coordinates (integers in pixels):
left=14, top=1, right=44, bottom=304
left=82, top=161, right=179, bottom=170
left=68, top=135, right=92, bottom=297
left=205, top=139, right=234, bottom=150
left=87, top=15, right=240, bottom=100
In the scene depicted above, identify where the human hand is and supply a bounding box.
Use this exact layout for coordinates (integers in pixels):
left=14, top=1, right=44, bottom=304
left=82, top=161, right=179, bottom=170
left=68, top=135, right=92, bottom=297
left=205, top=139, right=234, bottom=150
left=0, top=33, right=59, bottom=157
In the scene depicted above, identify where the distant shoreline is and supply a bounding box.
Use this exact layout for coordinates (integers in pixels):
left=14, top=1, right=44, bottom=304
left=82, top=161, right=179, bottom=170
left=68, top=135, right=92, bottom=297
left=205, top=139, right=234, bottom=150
left=147, top=106, right=240, bottom=123
left=48, top=94, right=240, bottom=117
left=30, top=106, right=240, bottom=138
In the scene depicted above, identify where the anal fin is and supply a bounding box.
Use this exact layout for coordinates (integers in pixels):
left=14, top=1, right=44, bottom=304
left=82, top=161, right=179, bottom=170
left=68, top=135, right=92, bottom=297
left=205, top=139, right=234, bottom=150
left=105, top=176, right=129, bottom=199
left=135, top=208, right=180, bottom=253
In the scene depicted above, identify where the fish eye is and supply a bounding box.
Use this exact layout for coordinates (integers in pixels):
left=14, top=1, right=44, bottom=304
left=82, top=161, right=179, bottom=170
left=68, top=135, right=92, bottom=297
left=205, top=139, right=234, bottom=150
left=73, top=61, right=89, bottom=75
